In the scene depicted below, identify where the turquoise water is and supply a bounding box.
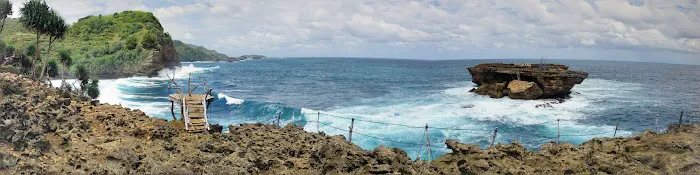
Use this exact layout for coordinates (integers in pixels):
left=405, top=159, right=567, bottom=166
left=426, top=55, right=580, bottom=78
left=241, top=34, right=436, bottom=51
left=63, top=58, right=700, bottom=159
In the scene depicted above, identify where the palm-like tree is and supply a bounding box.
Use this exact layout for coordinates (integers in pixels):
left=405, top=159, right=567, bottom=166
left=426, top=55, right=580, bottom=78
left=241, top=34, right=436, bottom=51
left=39, top=9, right=68, bottom=80
left=0, top=0, right=12, bottom=35
left=19, top=0, right=49, bottom=79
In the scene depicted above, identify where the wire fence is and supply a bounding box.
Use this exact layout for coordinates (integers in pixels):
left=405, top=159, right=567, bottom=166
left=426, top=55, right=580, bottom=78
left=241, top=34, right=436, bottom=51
left=286, top=110, right=695, bottom=159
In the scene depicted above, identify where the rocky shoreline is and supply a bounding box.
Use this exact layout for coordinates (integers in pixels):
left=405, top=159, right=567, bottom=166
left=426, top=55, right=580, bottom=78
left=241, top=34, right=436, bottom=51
left=1, top=72, right=699, bottom=174
left=468, top=63, right=588, bottom=99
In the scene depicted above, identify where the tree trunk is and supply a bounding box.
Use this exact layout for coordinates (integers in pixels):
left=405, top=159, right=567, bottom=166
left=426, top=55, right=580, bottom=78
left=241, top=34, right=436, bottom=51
left=31, top=33, right=40, bottom=78
left=60, top=61, right=66, bottom=88
left=0, top=18, right=5, bottom=36
left=40, top=37, right=54, bottom=81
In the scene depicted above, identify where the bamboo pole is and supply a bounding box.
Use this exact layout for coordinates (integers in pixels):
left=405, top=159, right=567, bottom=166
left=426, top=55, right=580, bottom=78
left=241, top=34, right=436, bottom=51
left=678, top=111, right=684, bottom=126
left=613, top=117, right=620, bottom=137
left=490, top=127, right=498, bottom=146
left=556, top=119, right=560, bottom=145
left=349, top=118, right=354, bottom=142
left=425, top=124, right=432, bottom=161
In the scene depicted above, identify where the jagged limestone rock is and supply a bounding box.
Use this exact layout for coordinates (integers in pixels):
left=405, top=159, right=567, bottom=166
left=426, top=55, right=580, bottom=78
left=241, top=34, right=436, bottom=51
left=468, top=63, right=588, bottom=99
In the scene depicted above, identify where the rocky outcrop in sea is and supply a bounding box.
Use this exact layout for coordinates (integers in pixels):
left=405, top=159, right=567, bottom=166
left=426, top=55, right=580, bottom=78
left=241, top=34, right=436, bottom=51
left=1, top=72, right=698, bottom=174
left=468, top=63, right=588, bottom=99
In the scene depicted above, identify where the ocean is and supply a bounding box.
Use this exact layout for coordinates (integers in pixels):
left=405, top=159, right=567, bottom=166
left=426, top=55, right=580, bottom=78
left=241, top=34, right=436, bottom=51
left=54, top=58, right=700, bottom=159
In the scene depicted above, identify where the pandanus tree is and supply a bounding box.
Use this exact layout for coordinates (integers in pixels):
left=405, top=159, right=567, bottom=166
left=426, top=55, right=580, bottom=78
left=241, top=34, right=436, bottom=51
left=39, top=10, right=68, bottom=80
left=0, top=0, right=11, bottom=35
left=19, top=0, right=50, bottom=79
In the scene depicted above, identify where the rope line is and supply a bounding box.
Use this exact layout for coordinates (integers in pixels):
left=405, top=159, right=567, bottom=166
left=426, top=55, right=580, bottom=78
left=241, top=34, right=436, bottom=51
left=313, top=120, right=451, bottom=149
left=312, top=112, right=492, bottom=131
left=301, top=111, right=695, bottom=150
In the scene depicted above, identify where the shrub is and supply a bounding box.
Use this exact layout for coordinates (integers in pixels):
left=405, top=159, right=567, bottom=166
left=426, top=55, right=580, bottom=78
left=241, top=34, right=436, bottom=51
left=47, top=60, right=59, bottom=78
left=20, top=56, right=32, bottom=71
left=141, top=31, right=157, bottom=49
left=0, top=79, right=21, bottom=96
left=5, top=45, right=15, bottom=56
left=87, top=78, right=99, bottom=99
left=75, top=65, right=89, bottom=91
left=125, top=35, right=138, bottom=50
left=25, top=43, right=36, bottom=57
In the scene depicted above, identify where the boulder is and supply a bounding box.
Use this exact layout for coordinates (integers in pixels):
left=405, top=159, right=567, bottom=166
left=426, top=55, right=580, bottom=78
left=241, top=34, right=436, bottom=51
left=474, top=82, right=507, bottom=98
left=467, top=63, right=587, bottom=99
left=507, top=80, right=543, bottom=100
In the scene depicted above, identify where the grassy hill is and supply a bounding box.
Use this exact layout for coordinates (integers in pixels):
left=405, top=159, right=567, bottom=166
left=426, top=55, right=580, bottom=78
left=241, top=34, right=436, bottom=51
left=173, top=40, right=231, bottom=62
left=1, top=11, right=179, bottom=78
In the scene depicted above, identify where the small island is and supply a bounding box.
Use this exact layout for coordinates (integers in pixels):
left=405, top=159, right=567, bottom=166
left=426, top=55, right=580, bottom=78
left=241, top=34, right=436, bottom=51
left=467, top=63, right=588, bottom=99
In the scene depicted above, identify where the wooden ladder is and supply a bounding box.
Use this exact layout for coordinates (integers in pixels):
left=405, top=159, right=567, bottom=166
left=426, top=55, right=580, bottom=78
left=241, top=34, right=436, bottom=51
left=183, top=95, right=210, bottom=132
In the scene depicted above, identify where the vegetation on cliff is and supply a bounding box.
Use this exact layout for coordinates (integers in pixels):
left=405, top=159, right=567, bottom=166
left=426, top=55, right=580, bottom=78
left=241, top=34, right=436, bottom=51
left=173, top=40, right=265, bottom=62
left=1, top=10, right=179, bottom=78
left=173, top=40, right=230, bottom=62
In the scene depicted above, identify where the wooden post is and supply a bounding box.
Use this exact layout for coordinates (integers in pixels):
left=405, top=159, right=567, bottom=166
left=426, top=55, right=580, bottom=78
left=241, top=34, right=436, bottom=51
left=349, top=118, right=354, bottom=142
left=425, top=124, right=432, bottom=161
left=556, top=119, right=560, bottom=145
left=656, top=114, right=659, bottom=133
left=491, top=127, right=498, bottom=147
left=678, top=111, right=684, bottom=126
left=170, top=101, right=176, bottom=121
left=316, top=112, right=320, bottom=132
left=690, top=113, right=694, bottom=125
left=613, top=117, right=620, bottom=137
left=277, top=112, right=281, bottom=128
left=187, top=74, right=191, bottom=96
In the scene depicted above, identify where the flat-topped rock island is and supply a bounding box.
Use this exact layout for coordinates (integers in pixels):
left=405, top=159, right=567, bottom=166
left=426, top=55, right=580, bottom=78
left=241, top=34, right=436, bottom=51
left=467, top=63, right=588, bottom=99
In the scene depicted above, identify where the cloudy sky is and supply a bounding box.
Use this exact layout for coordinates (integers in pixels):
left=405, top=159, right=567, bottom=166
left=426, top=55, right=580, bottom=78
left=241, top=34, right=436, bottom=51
left=10, top=0, right=700, bottom=64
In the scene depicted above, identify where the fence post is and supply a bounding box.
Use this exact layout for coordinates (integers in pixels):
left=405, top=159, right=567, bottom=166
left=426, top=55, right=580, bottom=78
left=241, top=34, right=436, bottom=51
left=613, top=117, right=620, bottom=137
left=490, top=127, right=498, bottom=147
left=349, top=118, right=354, bottom=143
left=656, top=114, right=659, bottom=133
left=556, top=119, right=560, bottom=145
left=276, top=112, right=281, bottom=128
left=690, top=113, right=694, bottom=125
left=678, top=111, right=684, bottom=126
left=425, top=124, right=432, bottom=161
left=317, top=112, right=320, bottom=133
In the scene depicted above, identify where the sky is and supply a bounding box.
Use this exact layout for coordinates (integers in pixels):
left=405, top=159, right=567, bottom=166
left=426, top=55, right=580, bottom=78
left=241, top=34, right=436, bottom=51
left=9, top=0, right=700, bottom=64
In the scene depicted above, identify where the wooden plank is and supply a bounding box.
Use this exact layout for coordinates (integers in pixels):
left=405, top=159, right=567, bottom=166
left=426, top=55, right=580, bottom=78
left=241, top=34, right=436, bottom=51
left=188, top=107, right=204, bottom=113
left=190, top=119, right=206, bottom=124
left=187, top=125, right=208, bottom=131
left=169, top=94, right=214, bottom=103
left=188, top=114, right=204, bottom=118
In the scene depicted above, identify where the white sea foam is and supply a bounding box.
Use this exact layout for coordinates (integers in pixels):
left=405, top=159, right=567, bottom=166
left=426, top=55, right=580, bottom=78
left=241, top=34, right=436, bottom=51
left=218, top=93, right=245, bottom=105
left=156, top=64, right=220, bottom=79
left=303, top=78, right=637, bottom=157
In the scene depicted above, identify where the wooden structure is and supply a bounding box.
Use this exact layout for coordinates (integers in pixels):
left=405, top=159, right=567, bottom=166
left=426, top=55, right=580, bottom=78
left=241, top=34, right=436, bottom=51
left=169, top=93, right=214, bottom=132
left=165, top=71, right=214, bottom=132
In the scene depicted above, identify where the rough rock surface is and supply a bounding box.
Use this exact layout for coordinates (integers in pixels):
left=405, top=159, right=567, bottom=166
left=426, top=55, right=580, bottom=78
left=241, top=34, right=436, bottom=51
left=474, top=82, right=507, bottom=98
left=468, top=63, right=588, bottom=99
left=507, top=80, right=544, bottom=99
left=1, top=72, right=699, bottom=174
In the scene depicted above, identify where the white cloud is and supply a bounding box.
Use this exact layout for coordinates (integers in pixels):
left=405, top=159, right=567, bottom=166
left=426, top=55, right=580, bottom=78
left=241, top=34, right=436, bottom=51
left=8, top=0, right=700, bottom=61
left=183, top=33, right=194, bottom=40
left=153, top=3, right=206, bottom=19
